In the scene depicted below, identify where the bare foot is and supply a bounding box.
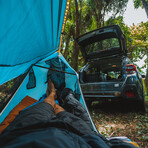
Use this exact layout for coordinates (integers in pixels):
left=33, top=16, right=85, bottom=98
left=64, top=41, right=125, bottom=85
left=44, top=80, right=56, bottom=108
left=44, top=80, right=64, bottom=114
left=46, top=79, right=56, bottom=97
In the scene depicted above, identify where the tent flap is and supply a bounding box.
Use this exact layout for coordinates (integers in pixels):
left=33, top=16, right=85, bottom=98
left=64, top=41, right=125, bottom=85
left=0, top=0, right=67, bottom=85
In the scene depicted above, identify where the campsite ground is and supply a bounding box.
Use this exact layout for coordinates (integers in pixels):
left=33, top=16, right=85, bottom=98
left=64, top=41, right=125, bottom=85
left=89, top=100, right=148, bottom=148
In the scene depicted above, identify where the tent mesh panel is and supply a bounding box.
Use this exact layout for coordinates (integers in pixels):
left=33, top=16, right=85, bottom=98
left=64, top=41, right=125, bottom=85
left=0, top=74, right=26, bottom=113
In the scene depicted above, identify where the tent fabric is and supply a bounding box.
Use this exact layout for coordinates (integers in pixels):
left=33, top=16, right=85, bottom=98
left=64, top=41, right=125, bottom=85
left=0, top=0, right=97, bottom=134
left=0, top=53, right=97, bottom=133
left=0, top=53, right=61, bottom=123
left=0, top=0, right=67, bottom=85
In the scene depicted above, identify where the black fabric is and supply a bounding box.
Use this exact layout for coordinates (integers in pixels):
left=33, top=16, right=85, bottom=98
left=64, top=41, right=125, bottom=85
left=3, top=102, right=56, bottom=133
left=60, top=88, right=94, bottom=131
left=3, top=102, right=95, bottom=136
left=82, top=134, right=110, bottom=148
left=59, top=88, right=108, bottom=142
left=26, top=68, right=36, bottom=89
left=0, top=127, right=92, bottom=148
left=0, top=102, right=109, bottom=148
left=0, top=93, right=138, bottom=148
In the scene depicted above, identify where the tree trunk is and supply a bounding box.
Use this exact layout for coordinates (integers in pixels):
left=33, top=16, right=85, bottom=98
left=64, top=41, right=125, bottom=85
left=141, top=0, right=148, bottom=17
left=145, top=69, right=148, bottom=95
left=71, top=0, right=80, bottom=71
left=95, top=0, right=102, bottom=28
left=63, top=34, right=71, bottom=58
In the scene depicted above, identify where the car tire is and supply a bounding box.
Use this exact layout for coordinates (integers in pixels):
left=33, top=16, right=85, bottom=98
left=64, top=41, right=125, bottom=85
left=135, top=93, right=146, bottom=113
left=139, top=94, right=146, bottom=113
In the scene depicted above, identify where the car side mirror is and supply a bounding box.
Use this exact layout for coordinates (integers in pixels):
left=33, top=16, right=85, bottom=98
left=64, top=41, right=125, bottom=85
left=142, top=75, right=145, bottom=78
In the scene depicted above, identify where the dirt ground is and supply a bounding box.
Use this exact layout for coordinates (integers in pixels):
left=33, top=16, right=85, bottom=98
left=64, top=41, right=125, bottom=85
left=88, top=101, right=148, bottom=148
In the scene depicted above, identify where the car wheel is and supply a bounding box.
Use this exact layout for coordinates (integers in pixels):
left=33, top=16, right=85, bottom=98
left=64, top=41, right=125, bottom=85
left=135, top=93, right=146, bottom=113
left=139, top=95, right=146, bottom=113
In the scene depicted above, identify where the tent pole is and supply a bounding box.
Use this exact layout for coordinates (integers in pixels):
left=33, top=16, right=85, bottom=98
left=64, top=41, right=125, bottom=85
left=34, top=64, right=75, bottom=75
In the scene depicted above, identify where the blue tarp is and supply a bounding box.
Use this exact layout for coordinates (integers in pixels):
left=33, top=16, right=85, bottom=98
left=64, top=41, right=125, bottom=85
left=0, top=0, right=67, bottom=85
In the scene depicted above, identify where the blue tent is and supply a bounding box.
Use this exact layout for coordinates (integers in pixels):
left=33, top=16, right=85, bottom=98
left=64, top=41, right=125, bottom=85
left=0, top=0, right=96, bottom=131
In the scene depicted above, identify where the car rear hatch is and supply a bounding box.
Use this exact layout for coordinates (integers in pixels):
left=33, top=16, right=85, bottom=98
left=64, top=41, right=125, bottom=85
left=80, top=57, right=126, bottom=98
left=77, top=25, right=127, bottom=62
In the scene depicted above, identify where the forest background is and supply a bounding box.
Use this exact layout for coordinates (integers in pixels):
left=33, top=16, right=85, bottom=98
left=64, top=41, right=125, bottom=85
left=61, top=0, right=148, bottom=94
left=60, top=1, right=148, bottom=147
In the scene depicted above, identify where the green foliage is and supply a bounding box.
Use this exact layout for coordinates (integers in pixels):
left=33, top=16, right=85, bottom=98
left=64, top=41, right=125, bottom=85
left=105, top=16, right=131, bottom=44
left=133, top=0, right=148, bottom=9
left=142, top=79, right=147, bottom=94
left=128, top=22, right=148, bottom=66
left=87, top=0, right=128, bottom=28
left=134, top=0, right=143, bottom=9
left=62, top=0, right=92, bottom=67
left=106, top=16, right=148, bottom=73
left=62, top=0, right=147, bottom=72
left=0, top=79, right=15, bottom=103
left=145, top=95, right=148, bottom=101
left=62, top=0, right=129, bottom=70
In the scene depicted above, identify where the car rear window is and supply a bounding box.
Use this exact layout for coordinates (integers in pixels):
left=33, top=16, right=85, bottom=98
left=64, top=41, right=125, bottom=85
left=85, top=38, right=120, bottom=55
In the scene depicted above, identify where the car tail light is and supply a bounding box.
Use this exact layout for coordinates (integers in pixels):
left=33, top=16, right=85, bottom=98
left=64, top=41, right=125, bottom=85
left=126, top=92, right=135, bottom=97
left=126, top=64, right=137, bottom=74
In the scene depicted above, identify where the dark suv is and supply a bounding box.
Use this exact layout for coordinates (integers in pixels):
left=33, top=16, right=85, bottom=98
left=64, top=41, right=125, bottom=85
left=78, top=25, right=145, bottom=112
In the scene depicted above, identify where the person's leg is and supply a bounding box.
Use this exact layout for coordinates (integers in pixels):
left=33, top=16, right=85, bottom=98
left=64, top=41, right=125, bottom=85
left=3, top=101, right=55, bottom=133
left=43, top=79, right=57, bottom=109
left=44, top=79, right=65, bottom=115
left=59, top=88, right=94, bottom=131
left=55, top=110, right=96, bottom=136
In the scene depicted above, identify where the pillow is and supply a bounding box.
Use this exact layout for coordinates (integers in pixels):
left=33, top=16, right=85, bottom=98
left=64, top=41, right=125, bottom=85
left=0, top=96, right=37, bottom=134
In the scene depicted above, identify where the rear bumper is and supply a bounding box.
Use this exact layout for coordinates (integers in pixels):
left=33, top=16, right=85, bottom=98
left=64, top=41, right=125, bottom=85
left=83, top=91, right=121, bottom=98
left=122, top=84, right=141, bottom=101
left=82, top=84, right=141, bottom=101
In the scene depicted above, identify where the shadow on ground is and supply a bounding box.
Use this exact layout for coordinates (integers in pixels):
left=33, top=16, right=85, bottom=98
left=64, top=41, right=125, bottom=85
left=87, top=101, right=147, bottom=113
